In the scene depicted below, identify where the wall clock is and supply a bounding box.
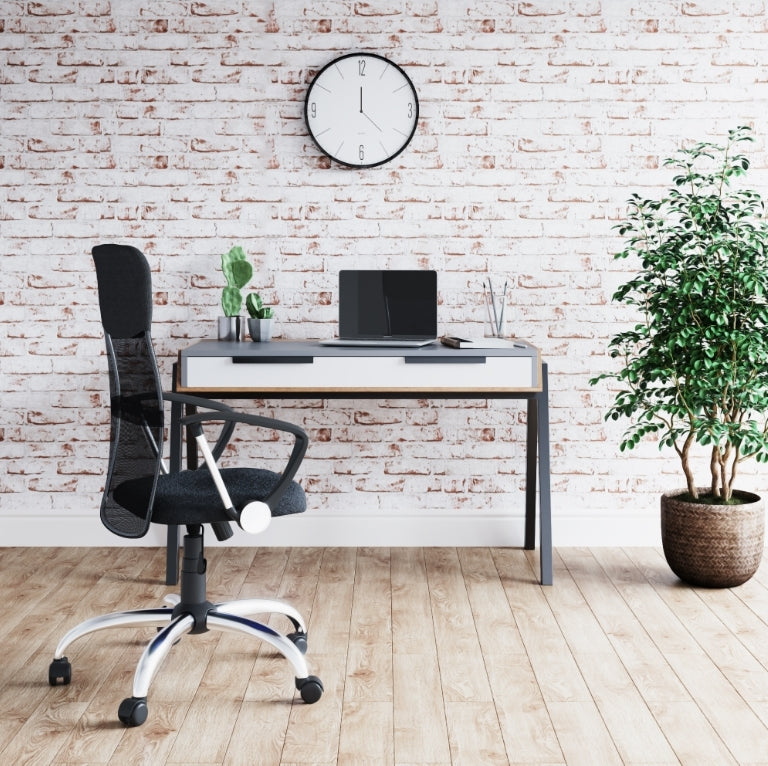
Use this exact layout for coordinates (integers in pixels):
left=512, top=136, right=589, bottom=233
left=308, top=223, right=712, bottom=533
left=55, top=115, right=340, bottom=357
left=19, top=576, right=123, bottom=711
left=304, top=52, right=419, bottom=168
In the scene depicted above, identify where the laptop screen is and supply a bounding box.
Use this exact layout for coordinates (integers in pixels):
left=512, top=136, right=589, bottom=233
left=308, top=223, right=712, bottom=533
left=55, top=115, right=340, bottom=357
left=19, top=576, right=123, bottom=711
left=339, top=270, right=437, bottom=339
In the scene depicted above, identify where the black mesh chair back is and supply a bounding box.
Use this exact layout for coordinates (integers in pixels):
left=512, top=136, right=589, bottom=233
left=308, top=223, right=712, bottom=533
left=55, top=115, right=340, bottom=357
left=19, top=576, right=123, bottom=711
left=92, top=244, right=163, bottom=538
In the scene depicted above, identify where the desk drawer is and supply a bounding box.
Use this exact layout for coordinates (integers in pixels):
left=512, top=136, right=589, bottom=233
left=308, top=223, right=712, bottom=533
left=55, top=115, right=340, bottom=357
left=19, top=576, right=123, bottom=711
left=183, top=354, right=538, bottom=392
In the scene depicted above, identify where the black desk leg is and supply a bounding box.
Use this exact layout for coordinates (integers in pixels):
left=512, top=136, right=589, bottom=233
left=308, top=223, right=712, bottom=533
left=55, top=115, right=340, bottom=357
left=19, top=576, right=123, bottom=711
left=166, top=397, right=182, bottom=586
left=165, top=526, right=179, bottom=586
left=537, top=363, right=553, bottom=586
left=524, top=364, right=553, bottom=585
left=525, top=397, right=538, bottom=550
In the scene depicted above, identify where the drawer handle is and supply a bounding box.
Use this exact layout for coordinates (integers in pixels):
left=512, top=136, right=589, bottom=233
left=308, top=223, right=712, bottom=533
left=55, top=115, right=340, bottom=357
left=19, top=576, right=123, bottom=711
left=232, top=356, right=314, bottom=364
left=404, top=356, right=486, bottom=364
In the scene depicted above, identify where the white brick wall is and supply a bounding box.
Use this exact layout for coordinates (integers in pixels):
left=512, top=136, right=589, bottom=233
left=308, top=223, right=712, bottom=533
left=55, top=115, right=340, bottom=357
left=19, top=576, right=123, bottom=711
left=3, top=1, right=768, bottom=546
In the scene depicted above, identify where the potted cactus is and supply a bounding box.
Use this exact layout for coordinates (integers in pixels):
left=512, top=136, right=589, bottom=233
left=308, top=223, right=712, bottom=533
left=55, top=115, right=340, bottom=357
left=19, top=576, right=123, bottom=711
left=246, top=292, right=274, bottom=342
left=218, top=245, right=253, bottom=340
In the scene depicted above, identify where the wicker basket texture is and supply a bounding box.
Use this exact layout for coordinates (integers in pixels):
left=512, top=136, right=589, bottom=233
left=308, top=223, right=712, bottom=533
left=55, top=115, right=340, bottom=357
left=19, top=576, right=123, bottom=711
left=661, top=489, right=764, bottom=588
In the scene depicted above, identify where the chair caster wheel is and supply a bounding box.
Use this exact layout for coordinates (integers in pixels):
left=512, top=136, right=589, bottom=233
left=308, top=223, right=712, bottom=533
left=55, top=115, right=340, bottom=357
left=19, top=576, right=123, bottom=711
left=118, top=696, right=148, bottom=727
left=49, top=657, right=71, bottom=686
left=296, top=675, right=324, bottom=704
left=287, top=631, right=308, bottom=655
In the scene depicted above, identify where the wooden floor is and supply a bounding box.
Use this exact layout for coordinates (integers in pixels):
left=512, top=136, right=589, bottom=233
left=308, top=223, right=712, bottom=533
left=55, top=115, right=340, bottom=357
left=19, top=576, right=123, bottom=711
left=2, top=546, right=768, bottom=765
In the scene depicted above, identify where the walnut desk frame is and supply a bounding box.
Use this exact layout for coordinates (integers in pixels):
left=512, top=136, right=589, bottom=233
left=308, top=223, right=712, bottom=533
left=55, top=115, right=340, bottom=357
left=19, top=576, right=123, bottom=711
left=168, top=340, right=552, bottom=586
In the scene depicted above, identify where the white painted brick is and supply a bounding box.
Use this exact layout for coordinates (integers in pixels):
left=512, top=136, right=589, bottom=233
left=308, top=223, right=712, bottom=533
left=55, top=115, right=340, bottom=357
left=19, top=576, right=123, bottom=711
left=4, top=2, right=768, bottom=544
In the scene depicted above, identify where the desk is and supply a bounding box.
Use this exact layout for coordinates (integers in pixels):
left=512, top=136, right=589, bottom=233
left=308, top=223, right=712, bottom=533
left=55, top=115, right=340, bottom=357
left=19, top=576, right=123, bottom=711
left=170, top=340, right=552, bottom=585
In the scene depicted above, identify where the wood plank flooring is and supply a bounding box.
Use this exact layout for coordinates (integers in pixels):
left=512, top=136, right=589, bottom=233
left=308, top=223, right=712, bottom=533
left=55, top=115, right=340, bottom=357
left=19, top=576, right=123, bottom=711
left=2, top=545, right=768, bottom=765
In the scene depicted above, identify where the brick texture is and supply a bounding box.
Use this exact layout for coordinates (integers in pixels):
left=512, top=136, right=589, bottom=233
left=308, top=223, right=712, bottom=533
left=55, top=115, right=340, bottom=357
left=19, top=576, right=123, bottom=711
left=3, top=1, right=768, bottom=544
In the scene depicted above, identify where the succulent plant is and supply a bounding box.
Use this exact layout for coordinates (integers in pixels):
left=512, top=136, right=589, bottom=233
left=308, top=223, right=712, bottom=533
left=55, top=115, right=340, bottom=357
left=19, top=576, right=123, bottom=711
left=246, top=292, right=274, bottom=319
left=221, top=245, right=253, bottom=316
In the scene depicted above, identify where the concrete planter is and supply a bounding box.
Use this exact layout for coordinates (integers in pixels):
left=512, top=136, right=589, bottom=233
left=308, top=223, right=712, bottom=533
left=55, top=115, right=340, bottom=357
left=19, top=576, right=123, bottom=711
left=247, top=317, right=273, bottom=342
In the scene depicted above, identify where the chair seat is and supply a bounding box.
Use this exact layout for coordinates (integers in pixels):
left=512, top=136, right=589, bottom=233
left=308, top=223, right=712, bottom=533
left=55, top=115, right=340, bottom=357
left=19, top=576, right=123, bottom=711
left=113, top=467, right=306, bottom=527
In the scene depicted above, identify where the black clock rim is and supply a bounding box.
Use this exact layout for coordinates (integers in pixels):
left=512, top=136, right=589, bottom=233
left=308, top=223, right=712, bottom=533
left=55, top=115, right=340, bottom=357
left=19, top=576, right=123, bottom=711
left=304, top=52, right=420, bottom=169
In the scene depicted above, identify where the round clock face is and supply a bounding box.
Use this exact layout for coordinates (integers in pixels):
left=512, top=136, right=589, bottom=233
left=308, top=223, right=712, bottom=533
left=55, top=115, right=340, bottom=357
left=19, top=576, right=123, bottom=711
left=305, top=53, right=419, bottom=168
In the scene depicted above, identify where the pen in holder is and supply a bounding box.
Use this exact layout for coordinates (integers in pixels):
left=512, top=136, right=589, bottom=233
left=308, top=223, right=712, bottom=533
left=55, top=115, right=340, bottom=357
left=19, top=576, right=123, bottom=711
left=484, top=277, right=508, bottom=337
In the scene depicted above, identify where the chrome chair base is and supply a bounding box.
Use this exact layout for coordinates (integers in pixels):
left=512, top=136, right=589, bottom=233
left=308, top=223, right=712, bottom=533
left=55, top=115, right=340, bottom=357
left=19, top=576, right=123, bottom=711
left=49, top=530, right=323, bottom=726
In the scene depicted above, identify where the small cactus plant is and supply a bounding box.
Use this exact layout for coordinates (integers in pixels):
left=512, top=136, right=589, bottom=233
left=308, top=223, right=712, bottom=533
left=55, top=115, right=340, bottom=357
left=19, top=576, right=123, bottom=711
left=246, top=292, right=274, bottom=319
left=221, top=245, right=253, bottom=316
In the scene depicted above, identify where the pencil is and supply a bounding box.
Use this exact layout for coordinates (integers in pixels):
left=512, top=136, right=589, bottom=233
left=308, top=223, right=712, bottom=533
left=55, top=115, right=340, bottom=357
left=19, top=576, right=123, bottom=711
left=488, top=278, right=499, bottom=337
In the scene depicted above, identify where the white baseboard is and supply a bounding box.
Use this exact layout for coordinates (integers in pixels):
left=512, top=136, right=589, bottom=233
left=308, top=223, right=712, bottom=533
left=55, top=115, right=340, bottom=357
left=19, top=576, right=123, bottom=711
left=0, top=512, right=668, bottom=547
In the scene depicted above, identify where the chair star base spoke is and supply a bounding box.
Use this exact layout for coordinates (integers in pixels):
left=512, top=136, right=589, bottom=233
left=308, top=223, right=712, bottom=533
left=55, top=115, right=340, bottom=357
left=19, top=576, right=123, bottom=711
left=52, top=608, right=175, bottom=663
left=208, top=612, right=310, bottom=678
left=213, top=597, right=306, bottom=633
left=131, top=613, right=196, bottom=699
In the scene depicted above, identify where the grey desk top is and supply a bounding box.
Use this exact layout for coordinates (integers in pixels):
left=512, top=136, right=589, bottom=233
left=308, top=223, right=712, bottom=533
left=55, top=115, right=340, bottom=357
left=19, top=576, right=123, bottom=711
left=180, top=338, right=540, bottom=360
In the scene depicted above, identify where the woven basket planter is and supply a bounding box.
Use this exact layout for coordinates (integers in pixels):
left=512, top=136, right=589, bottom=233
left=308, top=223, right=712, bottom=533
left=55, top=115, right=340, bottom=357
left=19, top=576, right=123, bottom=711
left=661, top=489, right=764, bottom=588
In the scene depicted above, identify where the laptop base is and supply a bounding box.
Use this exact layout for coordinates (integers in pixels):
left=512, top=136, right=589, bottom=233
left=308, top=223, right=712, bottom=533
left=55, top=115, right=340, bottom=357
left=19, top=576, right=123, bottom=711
left=319, top=338, right=437, bottom=348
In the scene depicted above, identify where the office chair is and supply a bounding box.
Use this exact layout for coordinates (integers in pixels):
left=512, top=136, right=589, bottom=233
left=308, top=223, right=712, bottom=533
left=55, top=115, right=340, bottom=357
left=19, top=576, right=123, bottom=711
left=48, top=244, right=322, bottom=726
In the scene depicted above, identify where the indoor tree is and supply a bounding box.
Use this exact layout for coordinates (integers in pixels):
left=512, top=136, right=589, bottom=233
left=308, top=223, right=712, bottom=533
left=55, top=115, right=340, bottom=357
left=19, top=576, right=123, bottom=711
left=592, top=126, right=768, bottom=503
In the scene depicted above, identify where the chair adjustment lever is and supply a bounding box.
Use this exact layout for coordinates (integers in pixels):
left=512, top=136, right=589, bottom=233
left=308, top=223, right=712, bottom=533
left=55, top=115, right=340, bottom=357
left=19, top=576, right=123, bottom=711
left=211, top=521, right=234, bottom=541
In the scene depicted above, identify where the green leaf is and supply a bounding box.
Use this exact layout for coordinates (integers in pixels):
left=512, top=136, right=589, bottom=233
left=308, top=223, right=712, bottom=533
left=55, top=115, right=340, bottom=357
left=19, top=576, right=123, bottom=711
left=222, top=286, right=242, bottom=316
left=231, top=259, right=253, bottom=290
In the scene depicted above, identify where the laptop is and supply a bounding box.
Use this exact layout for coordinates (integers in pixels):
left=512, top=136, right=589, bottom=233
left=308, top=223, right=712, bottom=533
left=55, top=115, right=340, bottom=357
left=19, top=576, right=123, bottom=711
left=320, top=270, right=438, bottom=347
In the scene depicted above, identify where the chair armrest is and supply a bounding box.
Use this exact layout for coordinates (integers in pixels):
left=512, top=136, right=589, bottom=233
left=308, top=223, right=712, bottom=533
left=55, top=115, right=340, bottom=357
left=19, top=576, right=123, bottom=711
left=163, top=391, right=235, bottom=412
left=180, top=409, right=309, bottom=523
left=162, top=391, right=236, bottom=461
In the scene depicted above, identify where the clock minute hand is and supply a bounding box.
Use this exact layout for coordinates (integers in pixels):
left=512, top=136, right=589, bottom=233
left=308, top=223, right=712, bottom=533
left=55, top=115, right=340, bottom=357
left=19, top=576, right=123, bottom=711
left=363, top=112, right=382, bottom=132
